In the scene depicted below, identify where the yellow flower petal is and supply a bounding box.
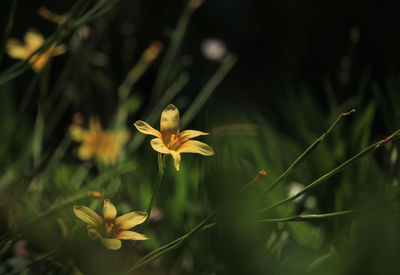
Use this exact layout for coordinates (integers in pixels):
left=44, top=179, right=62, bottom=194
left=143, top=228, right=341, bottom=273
left=77, top=144, right=94, bottom=160
left=89, top=117, right=102, bottom=132
left=100, top=238, right=121, bottom=250
left=103, top=199, right=117, bottom=220
left=179, top=130, right=209, bottom=140
left=118, top=230, right=148, bottom=240
left=170, top=150, right=181, bottom=171
left=69, top=125, right=87, bottom=141
left=24, top=30, right=44, bottom=51
left=6, top=39, right=31, bottom=59
left=115, top=211, right=147, bottom=231
left=73, top=206, right=102, bottom=228
left=177, top=140, right=214, bottom=156
left=160, top=104, right=180, bottom=134
left=134, top=120, right=161, bottom=137
left=150, top=138, right=170, bottom=154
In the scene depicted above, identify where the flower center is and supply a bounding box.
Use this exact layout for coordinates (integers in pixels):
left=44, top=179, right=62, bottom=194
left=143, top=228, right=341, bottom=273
left=102, top=219, right=120, bottom=238
left=165, top=133, right=186, bottom=150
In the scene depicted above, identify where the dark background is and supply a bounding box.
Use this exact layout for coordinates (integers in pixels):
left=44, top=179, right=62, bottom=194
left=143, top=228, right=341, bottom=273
left=2, top=0, right=400, bottom=114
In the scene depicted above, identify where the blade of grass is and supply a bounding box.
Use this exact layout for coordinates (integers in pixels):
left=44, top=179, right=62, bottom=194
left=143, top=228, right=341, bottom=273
left=255, top=210, right=355, bottom=223
left=257, top=109, right=356, bottom=200
left=0, top=0, right=18, bottom=64
left=257, top=128, right=400, bottom=214
left=126, top=210, right=215, bottom=274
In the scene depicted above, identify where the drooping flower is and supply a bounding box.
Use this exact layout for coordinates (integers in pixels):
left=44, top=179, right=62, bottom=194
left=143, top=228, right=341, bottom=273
left=134, top=104, right=214, bottom=171
left=69, top=117, right=129, bottom=166
left=6, top=29, right=66, bottom=72
left=73, top=199, right=148, bottom=250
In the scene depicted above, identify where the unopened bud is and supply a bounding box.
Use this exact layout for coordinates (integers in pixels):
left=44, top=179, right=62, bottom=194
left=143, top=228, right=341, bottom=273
left=73, top=113, right=84, bottom=125
left=89, top=191, right=102, bottom=198
left=143, top=41, right=163, bottom=63
left=38, top=7, right=68, bottom=24
left=255, top=170, right=267, bottom=182
left=189, top=0, right=203, bottom=9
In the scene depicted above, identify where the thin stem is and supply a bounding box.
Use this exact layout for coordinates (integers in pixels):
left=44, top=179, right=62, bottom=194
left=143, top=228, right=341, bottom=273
left=255, top=210, right=355, bottom=223
left=126, top=210, right=216, bottom=274
left=181, top=54, right=237, bottom=128
left=150, top=0, right=202, bottom=103
left=257, top=109, right=356, bottom=200
left=257, top=128, right=400, bottom=214
left=145, top=154, right=167, bottom=221
left=115, top=41, right=163, bottom=129
left=0, top=0, right=18, bottom=64
left=198, top=210, right=355, bottom=231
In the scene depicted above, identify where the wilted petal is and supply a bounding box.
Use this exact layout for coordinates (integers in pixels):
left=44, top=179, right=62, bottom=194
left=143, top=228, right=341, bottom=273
left=100, top=238, right=121, bottom=250
left=150, top=138, right=170, bottom=154
left=170, top=150, right=181, bottom=171
left=118, top=231, right=148, bottom=240
left=73, top=206, right=102, bottom=228
left=6, top=39, right=30, bottom=59
left=178, top=140, right=214, bottom=156
left=115, top=211, right=147, bottom=230
left=103, top=199, right=117, bottom=220
left=160, top=104, right=180, bottom=134
left=134, top=120, right=161, bottom=137
left=179, top=130, right=209, bottom=140
left=24, top=30, right=44, bottom=51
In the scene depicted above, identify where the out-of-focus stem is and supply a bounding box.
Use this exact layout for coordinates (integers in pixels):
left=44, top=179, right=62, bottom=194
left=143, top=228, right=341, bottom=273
left=0, top=0, right=18, bottom=64
left=150, top=0, right=203, bottom=102
left=115, top=41, right=163, bottom=128
left=181, top=54, right=237, bottom=128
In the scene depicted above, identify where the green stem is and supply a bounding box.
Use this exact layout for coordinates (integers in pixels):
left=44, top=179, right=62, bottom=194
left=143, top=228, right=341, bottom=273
left=257, top=109, right=355, bottom=200
left=255, top=210, right=355, bottom=223
left=0, top=0, right=18, bottom=64
left=145, top=154, right=166, bottom=221
left=257, top=128, right=400, bottom=214
left=150, top=0, right=201, bottom=102
left=181, top=54, right=237, bottom=128
left=126, top=211, right=216, bottom=274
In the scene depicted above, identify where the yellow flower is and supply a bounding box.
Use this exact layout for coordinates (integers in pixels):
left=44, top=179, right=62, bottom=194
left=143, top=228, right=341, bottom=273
left=6, top=29, right=66, bottom=72
left=69, top=117, right=129, bottom=166
left=73, top=199, right=148, bottom=250
left=134, top=104, right=214, bottom=171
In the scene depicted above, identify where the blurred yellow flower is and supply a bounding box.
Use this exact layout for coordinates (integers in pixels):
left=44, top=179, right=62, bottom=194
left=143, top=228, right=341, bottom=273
left=70, top=117, right=129, bottom=166
left=73, top=199, right=148, bottom=250
left=134, top=104, right=214, bottom=171
left=6, top=29, right=66, bottom=72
